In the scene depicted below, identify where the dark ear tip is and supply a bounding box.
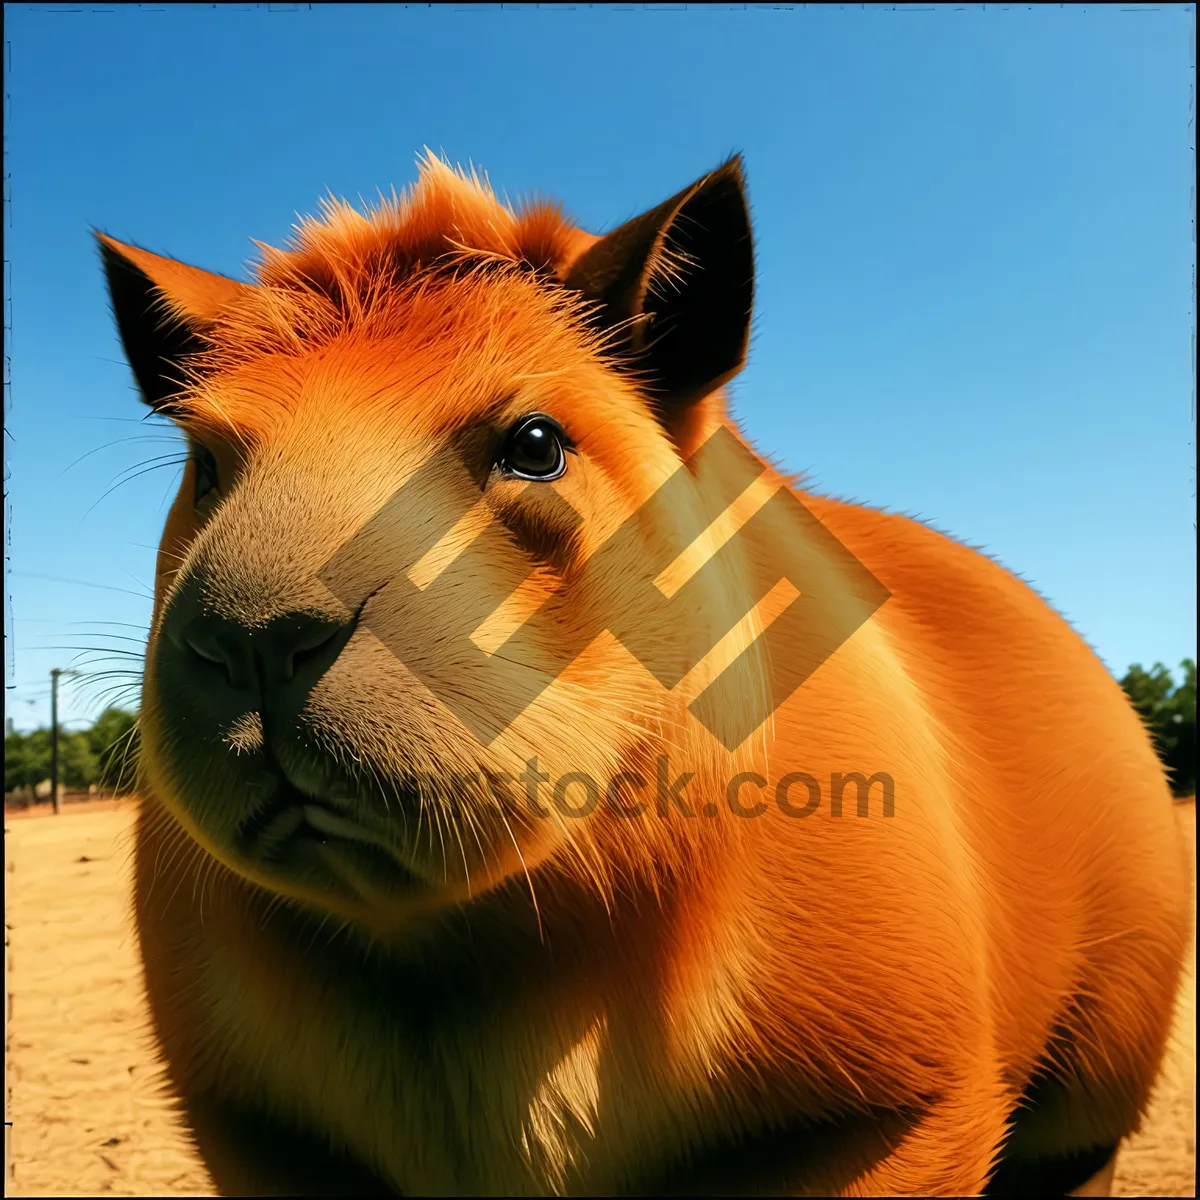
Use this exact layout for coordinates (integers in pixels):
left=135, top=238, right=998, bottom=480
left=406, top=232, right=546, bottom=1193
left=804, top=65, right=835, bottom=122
left=94, top=232, right=149, bottom=273
left=694, top=155, right=749, bottom=214
left=95, top=234, right=129, bottom=276
left=715, top=152, right=746, bottom=183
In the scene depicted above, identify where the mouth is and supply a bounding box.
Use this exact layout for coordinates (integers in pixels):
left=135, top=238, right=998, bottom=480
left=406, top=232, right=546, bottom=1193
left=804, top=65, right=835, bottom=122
left=225, top=771, right=434, bottom=912
left=236, top=779, right=394, bottom=858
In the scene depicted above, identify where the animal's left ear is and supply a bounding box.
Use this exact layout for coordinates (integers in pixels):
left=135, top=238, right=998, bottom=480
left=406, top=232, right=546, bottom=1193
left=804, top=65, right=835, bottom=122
left=95, top=233, right=249, bottom=412
left=561, top=155, right=754, bottom=430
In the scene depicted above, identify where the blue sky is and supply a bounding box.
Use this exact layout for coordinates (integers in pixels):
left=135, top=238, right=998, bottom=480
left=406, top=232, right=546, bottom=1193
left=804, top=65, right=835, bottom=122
left=3, top=2, right=1195, bottom=733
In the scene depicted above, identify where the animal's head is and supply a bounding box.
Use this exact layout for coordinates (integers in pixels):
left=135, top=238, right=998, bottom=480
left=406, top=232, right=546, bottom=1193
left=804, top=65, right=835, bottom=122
left=102, top=152, right=762, bottom=932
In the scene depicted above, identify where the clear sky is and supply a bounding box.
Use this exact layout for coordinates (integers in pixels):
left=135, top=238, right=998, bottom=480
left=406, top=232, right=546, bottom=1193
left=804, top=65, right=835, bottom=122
left=3, top=2, right=1195, bottom=733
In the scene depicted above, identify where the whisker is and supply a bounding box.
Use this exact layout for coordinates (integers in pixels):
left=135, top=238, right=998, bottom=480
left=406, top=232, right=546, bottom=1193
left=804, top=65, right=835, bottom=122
left=59, top=433, right=183, bottom=479
left=81, top=456, right=188, bottom=525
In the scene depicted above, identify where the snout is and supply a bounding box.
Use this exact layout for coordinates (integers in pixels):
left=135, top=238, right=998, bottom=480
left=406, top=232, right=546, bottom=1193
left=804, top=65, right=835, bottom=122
left=164, top=575, right=360, bottom=721
left=150, top=566, right=372, bottom=809
left=146, top=569, right=436, bottom=912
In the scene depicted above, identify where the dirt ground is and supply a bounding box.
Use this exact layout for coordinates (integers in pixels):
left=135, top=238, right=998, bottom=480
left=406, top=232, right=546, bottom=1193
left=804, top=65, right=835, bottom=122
left=5, top=798, right=1196, bottom=1197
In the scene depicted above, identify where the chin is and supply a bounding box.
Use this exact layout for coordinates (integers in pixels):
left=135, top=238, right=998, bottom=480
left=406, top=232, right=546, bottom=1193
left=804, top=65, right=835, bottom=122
left=137, top=691, right=563, bottom=936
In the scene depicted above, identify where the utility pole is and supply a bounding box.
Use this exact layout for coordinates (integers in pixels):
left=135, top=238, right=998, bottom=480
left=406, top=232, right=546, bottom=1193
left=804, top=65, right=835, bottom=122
left=47, top=668, right=79, bottom=815
left=50, top=668, right=61, bottom=815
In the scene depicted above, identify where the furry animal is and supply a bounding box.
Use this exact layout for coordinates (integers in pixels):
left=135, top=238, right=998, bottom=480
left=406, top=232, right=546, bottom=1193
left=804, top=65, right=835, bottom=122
left=99, top=152, right=1190, bottom=1196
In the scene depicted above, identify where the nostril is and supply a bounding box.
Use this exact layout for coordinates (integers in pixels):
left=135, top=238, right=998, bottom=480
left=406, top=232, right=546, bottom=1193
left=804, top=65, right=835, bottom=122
left=173, top=610, right=352, bottom=691
left=270, top=615, right=352, bottom=686
left=282, top=627, right=342, bottom=682
left=183, top=624, right=230, bottom=667
left=180, top=617, right=255, bottom=690
left=292, top=622, right=341, bottom=660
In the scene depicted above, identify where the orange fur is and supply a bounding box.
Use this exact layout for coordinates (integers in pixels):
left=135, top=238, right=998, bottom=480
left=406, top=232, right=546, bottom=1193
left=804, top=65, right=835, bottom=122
left=103, top=152, right=1191, bottom=1196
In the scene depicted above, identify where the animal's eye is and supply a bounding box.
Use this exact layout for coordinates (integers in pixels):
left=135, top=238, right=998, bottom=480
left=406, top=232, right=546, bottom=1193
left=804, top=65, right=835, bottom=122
left=192, top=444, right=220, bottom=507
left=495, top=413, right=573, bottom=482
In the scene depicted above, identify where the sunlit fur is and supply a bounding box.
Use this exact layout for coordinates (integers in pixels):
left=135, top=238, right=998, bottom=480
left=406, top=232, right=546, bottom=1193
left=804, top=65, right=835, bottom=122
left=118, top=153, right=1191, bottom=1196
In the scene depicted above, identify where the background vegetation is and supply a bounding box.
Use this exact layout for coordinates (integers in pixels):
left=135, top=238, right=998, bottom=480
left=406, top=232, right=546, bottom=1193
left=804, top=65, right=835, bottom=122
left=5, top=707, right=138, bottom=798
left=1119, top=658, right=1196, bottom=799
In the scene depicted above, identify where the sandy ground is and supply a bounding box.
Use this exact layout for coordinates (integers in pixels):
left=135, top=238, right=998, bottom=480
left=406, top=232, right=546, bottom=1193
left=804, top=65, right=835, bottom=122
left=4, top=798, right=1196, bottom=1197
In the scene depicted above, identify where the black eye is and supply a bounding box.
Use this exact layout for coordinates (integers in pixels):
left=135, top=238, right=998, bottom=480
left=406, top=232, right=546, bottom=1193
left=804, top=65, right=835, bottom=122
left=496, top=413, right=572, bottom=482
left=192, top=444, right=220, bottom=506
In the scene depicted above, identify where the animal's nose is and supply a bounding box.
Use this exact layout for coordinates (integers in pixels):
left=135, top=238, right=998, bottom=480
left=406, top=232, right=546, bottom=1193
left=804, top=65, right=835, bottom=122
left=179, top=610, right=355, bottom=693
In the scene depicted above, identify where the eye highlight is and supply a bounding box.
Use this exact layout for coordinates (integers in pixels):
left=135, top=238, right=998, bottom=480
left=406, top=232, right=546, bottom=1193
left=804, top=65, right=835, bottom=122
left=191, top=443, right=220, bottom=507
left=495, top=413, right=574, bottom=482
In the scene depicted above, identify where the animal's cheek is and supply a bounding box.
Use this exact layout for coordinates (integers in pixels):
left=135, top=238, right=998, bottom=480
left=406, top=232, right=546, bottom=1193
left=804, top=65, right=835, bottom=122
left=300, top=635, right=451, bottom=760
left=152, top=488, right=208, bottom=619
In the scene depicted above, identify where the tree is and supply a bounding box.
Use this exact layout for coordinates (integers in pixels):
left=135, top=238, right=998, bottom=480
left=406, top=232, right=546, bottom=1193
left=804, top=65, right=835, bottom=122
left=5, top=728, right=52, bottom=791
left=4, top=707, right=140, bottom=797
left=87, top=707, right=140, bottom=792
left=1120, top=658, right=1196, bottom=798
left=60, top=729, right=98, bottom=790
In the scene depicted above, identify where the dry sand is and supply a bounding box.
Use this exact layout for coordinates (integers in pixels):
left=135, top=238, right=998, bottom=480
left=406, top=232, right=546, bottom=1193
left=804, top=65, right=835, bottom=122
left=5, top=798, right=1195, bottom=1197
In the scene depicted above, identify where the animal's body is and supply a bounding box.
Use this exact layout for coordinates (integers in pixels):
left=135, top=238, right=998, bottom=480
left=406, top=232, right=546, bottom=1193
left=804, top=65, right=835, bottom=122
left=100, top=153, right=1191, bottom=1196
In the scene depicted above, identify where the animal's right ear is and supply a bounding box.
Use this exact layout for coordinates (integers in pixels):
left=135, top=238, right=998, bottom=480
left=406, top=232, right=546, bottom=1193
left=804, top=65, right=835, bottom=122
left=560, top=156, right=754, bottom=437
left=96, top=233, right=249, bottom=411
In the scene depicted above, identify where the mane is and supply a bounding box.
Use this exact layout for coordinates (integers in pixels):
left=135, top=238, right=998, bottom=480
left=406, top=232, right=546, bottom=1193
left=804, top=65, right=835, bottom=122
left=192, top=150, right=596, bottom=372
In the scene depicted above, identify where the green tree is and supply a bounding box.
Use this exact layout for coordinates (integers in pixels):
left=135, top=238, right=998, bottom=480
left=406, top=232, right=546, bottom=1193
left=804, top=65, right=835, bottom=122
left=87, top=707, right=140, bottom=792
left=5, top=728, right=51, bottom=792
left=4, top=707, right=140, bottom=797
left=1120, top=658, right=1196, bottom=798
left=60, top=729, right=99, bottom=790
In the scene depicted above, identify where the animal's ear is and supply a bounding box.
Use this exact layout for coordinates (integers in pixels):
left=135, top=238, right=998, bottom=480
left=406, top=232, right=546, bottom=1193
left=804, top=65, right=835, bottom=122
left=95, top=233, right=249, bottom=411
left=561, top=155, right=754, bottom=430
